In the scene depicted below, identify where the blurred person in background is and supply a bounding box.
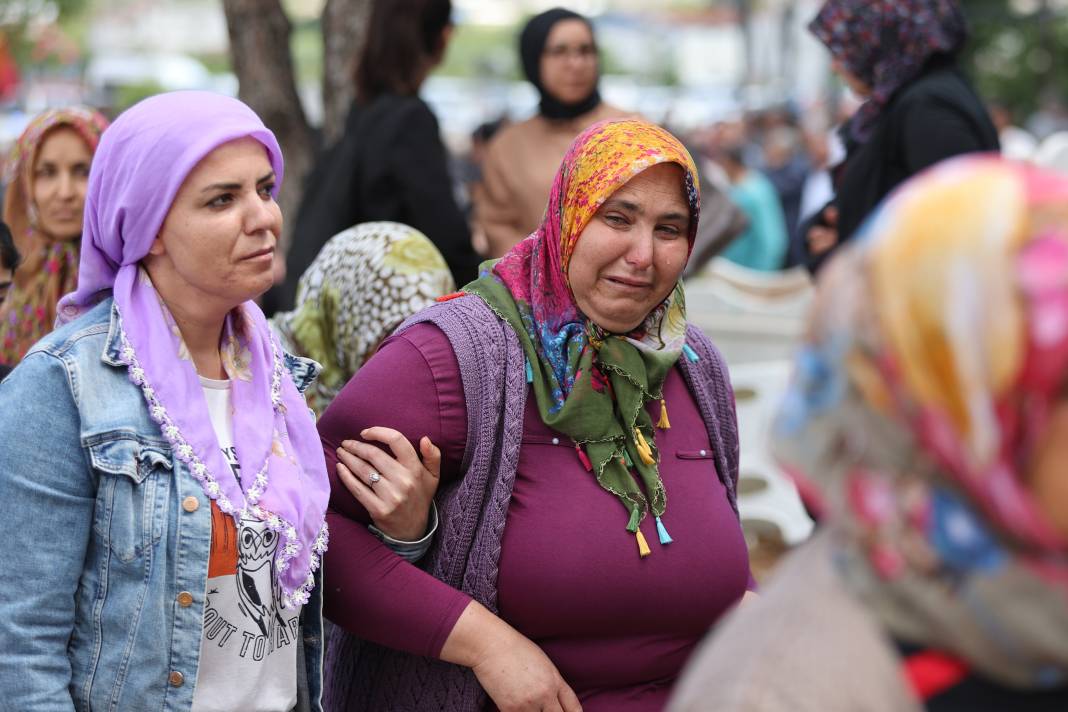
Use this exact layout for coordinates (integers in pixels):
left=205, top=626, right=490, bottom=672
left=460, top=117, right=508, bottom=256
left=675, top=125, right=750, bottom=278
left=1026, top=94, right=1068, bottom=142
left=713, top=137, right=789, bottom=272
left=0, top=107, right=108, bottom=364
left=760, top=125, right=810, bottom=266
left=475, top=7, right=629, bottom=257
left=319, top=118, right=753, bottom=711
left=271, top=221, right=455, bottom=418
left=0, top=220, right=17, bottom=380
left=989, top=101, right=1038, bottom=161
left=801, top=0, right=998, bottom=274
left=669, top=157, right=1068, bottom=711
left=283, top=0, right=479, bottom=311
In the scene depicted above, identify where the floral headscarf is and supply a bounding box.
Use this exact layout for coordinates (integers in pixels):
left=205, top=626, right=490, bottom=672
left=0, top=107, right=109, bottom=363
left=466, top=118, right=700, bottom=558
left=809, top=0, right=967, bottom=141
left=271, top=221, right=454, bottom=417
left=775, top=157, right=1068, bottom=688
left=56, top=92, right=329, bottom=608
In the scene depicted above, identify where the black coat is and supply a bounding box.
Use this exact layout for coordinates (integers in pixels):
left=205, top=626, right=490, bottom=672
left=802, top=57, right=1000, bottom=274
left=279, top=94, right=479, bottom=311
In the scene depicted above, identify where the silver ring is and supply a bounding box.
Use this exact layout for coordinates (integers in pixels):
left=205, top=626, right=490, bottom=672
left=368, top=471, right=381, bottom=485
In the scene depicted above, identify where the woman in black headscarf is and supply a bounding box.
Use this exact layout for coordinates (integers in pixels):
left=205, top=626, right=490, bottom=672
left=473, top=7, right=629, bottom=257
left=799, top=0, right=999, bottom=274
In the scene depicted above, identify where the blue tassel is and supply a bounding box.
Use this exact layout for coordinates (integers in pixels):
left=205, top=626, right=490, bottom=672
left=655, top=516, right=673, bottom=545
left=682, top=344, right=700, bottom=363
left=525, top=359, right=533, bottom=383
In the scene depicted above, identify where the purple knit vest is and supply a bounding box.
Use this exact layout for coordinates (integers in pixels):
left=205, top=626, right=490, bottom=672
left=322, top=295, right=739, bottom=711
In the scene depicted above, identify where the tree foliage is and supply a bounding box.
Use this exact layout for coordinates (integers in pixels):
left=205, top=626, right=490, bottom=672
left=221, top=0, right=371, bottom=250
left=963, top=0, right=1068, bottom=118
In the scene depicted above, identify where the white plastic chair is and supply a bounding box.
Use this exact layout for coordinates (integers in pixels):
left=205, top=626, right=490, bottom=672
left=730, top=361, right=814, bottom=547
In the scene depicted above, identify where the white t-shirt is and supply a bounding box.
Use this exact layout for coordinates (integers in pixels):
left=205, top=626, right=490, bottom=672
left=191, top=376, right=301, bottom=712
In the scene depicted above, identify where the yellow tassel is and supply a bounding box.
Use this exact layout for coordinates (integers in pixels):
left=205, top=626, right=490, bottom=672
left=636, top=530, right=651, bottom=558
left=657, top=398, right=671, bottom=429
left=634, top=427, right=655, bottom=465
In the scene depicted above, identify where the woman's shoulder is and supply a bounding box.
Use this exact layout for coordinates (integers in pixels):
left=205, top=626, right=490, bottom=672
left=668, top=534, right=920, bottom=712
left=485, top=116, right=544, bottom=155
left=398, top=295, right=518, bottom=351
left=380, top=94, right=438, bottom=127
left=391, top=296, right=524, bottom=394
left=891, top=62, right=979, bottom=112
left=682, top=324, right=730, bottom=376
left=0, top=298, right=145, bottom=433
left=25, top=298, right=114, bottom=361
left=593, top=102, right=634, bottom=122
left=346, top=94, right=439, bottom=142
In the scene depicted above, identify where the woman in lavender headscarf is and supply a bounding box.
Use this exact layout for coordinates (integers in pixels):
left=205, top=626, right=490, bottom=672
left=0, top=91, right=438, bottom=711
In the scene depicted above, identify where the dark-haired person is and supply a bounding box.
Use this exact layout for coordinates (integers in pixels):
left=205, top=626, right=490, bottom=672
left=0, top=221, right=18, bottom=380
left=0, top=107, right=109, bottom=363
left=799, top=0, right=999, bottom=274
left=474, top=7, right=629, bottom=257
left=281, top=0, right=479, bottom=310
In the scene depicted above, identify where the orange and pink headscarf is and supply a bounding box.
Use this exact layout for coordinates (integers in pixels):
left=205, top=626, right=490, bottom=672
left=466, top=118, right=701, bottom=557
left=776, top=157, right=1068, bottom=687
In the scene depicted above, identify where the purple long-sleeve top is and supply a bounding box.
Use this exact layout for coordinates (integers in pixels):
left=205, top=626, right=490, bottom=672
left=318, top=323, right=753, bottom=711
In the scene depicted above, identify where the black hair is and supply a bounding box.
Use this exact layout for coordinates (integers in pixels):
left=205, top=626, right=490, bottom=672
left=471, top=117, right=506, bottom=145
left=0, top=221, right=18, bottom=272
left=355, top=0, right=452, bottom=102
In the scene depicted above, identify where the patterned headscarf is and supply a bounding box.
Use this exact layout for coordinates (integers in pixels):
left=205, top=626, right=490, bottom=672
left=271, top=221, right=454, bottom=417
left=809, top=0, right=967, bottom=141
left=55, top=92, right=329, bottom=608
left=0, top=107, right=109, bottom=363
left=466, top=118, right=699, bottom=558
left=775, top=157, right=1068, bottom=688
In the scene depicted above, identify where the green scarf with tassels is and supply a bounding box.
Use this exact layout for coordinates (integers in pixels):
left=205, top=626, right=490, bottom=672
left=465, top=277, right=690, bottom=556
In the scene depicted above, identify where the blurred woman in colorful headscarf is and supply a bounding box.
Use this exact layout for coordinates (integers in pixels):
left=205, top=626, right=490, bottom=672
left=0, top=106, right=108, bottom=364
left=669, top=157, right=1068, bottom=711
left=318, top=118, right=753, bottom=711
left=271, top=221, right=455, bottom=418
left=799, top=0, right=999, bottom=274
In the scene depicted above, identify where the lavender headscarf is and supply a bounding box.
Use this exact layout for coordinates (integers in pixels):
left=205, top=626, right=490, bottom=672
left=57, top=91, right=329, bottom=608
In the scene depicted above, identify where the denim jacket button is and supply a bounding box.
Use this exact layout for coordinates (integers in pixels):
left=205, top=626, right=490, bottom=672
left=168, top=671, right=184, bottom=687
left=181, top=496, right=199, bottom=513
left=176, top=591, right=193, bottom=607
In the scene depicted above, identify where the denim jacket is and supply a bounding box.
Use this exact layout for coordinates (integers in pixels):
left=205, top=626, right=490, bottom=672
left=0, top=299, right=325, bottom=712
